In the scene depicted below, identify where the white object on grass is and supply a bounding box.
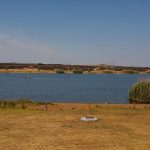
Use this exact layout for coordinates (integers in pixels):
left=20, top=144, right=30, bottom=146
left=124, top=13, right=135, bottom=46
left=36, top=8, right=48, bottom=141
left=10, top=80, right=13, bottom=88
left=80, top=117, right=98, bottom=122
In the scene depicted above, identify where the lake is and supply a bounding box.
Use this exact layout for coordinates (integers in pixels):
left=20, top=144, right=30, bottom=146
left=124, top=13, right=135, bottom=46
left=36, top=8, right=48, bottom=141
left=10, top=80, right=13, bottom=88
left=0, top=73, right=149, bottom=103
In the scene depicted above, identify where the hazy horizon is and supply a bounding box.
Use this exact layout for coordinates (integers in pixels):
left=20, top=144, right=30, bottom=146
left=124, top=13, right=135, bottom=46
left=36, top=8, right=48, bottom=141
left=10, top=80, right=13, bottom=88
left=0, top=0, right=150, bottom=67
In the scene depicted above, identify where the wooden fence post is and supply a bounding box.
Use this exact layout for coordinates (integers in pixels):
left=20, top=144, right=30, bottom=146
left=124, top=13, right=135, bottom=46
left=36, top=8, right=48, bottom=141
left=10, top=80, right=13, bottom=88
left=1, top=101, right=4, bottom=108
left=45, top=102, right=48, bottom=110
left=133, top=102, right=136, bottom=109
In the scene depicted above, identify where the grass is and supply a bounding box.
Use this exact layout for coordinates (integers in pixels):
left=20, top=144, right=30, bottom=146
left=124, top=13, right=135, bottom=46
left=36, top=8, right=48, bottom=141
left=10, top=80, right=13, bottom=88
left=0, top=103, right=150, bottom=150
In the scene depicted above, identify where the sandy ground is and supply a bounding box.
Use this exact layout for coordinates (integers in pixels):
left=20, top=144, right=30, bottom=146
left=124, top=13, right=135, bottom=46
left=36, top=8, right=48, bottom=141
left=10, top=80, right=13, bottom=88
left=0, top=103, right=150, bottom=150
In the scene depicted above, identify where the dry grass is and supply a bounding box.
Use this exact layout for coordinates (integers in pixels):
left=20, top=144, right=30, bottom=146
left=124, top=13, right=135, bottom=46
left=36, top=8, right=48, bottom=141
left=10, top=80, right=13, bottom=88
left=0, top=69, right=56, bottom=74
left=0, top=103, right=150, bottom=150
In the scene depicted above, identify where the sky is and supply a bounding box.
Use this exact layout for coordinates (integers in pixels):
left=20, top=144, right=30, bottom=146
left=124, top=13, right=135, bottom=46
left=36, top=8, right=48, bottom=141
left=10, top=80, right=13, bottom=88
left=0, top=0, right=150, bottom=66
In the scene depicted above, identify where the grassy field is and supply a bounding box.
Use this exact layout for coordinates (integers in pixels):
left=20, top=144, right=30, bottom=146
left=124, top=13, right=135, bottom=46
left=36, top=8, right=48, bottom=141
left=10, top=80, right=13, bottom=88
left=0, top=103, right=150, bottom=150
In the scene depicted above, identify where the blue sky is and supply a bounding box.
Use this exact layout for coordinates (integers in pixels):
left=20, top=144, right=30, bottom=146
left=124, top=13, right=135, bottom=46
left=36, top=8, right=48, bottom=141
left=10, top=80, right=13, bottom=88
left=0, top=0, right=150, bottom=66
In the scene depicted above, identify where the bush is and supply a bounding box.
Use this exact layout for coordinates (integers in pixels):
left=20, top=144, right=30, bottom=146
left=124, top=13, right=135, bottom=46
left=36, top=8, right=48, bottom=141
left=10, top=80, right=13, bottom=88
left=21, top=104, right=26, bottom=109
left=55, top=69, right=65, bottom=74
left=72, top=70, right=83, bottom=74
left=129, top=79, right=150, bottom=103
left=122, top=70, right=139, bottom=74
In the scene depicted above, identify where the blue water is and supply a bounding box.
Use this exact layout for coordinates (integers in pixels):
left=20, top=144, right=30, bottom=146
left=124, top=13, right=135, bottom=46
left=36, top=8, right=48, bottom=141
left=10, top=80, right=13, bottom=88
left=0, top=73, right=149, bottom=103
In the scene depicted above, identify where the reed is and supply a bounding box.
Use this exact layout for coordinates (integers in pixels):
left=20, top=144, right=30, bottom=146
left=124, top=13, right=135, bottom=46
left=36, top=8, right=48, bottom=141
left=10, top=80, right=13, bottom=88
left=0, top=100, right=16, bottom=109
left=16, top=98, right=33, bottom=104
left=0, top=99, right=54, bottom=109
left=129, top=79, right=150, bottom=103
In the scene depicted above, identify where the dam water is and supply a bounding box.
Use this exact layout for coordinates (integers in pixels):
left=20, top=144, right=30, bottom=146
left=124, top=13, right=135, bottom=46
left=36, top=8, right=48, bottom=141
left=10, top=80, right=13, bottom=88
left=0, top=73, right=149, bottom=103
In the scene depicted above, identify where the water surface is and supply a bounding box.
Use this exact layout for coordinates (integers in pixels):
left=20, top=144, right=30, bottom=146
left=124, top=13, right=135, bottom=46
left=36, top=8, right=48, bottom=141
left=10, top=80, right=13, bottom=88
left=0, top=73, right=149, bottom=103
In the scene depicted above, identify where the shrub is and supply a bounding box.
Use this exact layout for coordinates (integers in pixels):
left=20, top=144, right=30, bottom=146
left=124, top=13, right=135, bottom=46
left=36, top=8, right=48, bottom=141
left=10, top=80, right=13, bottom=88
left=55, top=69, right=65, bottom=74
left=122, top=70, right=139, bottom=74
left=129, top=79, right=150, bottom=103
left=72, top=70, right=83, bottom=74
left=21, top=104, right=26, bottom=109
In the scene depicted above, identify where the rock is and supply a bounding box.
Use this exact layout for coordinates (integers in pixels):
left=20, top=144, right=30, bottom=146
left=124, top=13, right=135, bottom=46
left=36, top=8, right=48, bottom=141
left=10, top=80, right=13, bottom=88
left=80, top=116, right=98, bottom=122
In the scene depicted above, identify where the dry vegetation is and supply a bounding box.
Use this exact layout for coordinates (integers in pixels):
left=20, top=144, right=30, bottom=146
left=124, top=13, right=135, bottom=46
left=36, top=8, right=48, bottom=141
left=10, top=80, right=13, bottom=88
left=0, top=68, right=149, bottom=74
left=0, top=68, right=56, bottom=74
left=1, top=63, right=150, bottom=74
left=0, top=103, right=150, bottom=150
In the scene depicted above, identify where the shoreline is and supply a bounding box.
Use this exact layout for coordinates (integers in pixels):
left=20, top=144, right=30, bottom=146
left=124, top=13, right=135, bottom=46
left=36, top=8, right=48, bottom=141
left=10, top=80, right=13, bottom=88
left=0, top=69, right=150, bottom=74
left=1, top=99, right=149, bottom=105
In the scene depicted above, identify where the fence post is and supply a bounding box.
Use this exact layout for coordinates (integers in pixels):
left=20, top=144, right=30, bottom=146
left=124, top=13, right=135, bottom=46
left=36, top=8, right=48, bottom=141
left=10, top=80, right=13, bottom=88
left=45, top=102, right=48, bottom=110
left=1, top=100, right=4, bottom=108
left=133, top=102, right=136, bottom=109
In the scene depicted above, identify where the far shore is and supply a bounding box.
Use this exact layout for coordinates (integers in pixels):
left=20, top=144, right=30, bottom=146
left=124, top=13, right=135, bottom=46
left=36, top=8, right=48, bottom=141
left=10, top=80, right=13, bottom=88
left=0, top=68, right=150, bottom=74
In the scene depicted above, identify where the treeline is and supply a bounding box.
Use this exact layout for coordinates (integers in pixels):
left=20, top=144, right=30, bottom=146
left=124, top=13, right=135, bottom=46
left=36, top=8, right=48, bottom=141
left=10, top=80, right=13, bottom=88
left=0, top=63, right=95, bottom=71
